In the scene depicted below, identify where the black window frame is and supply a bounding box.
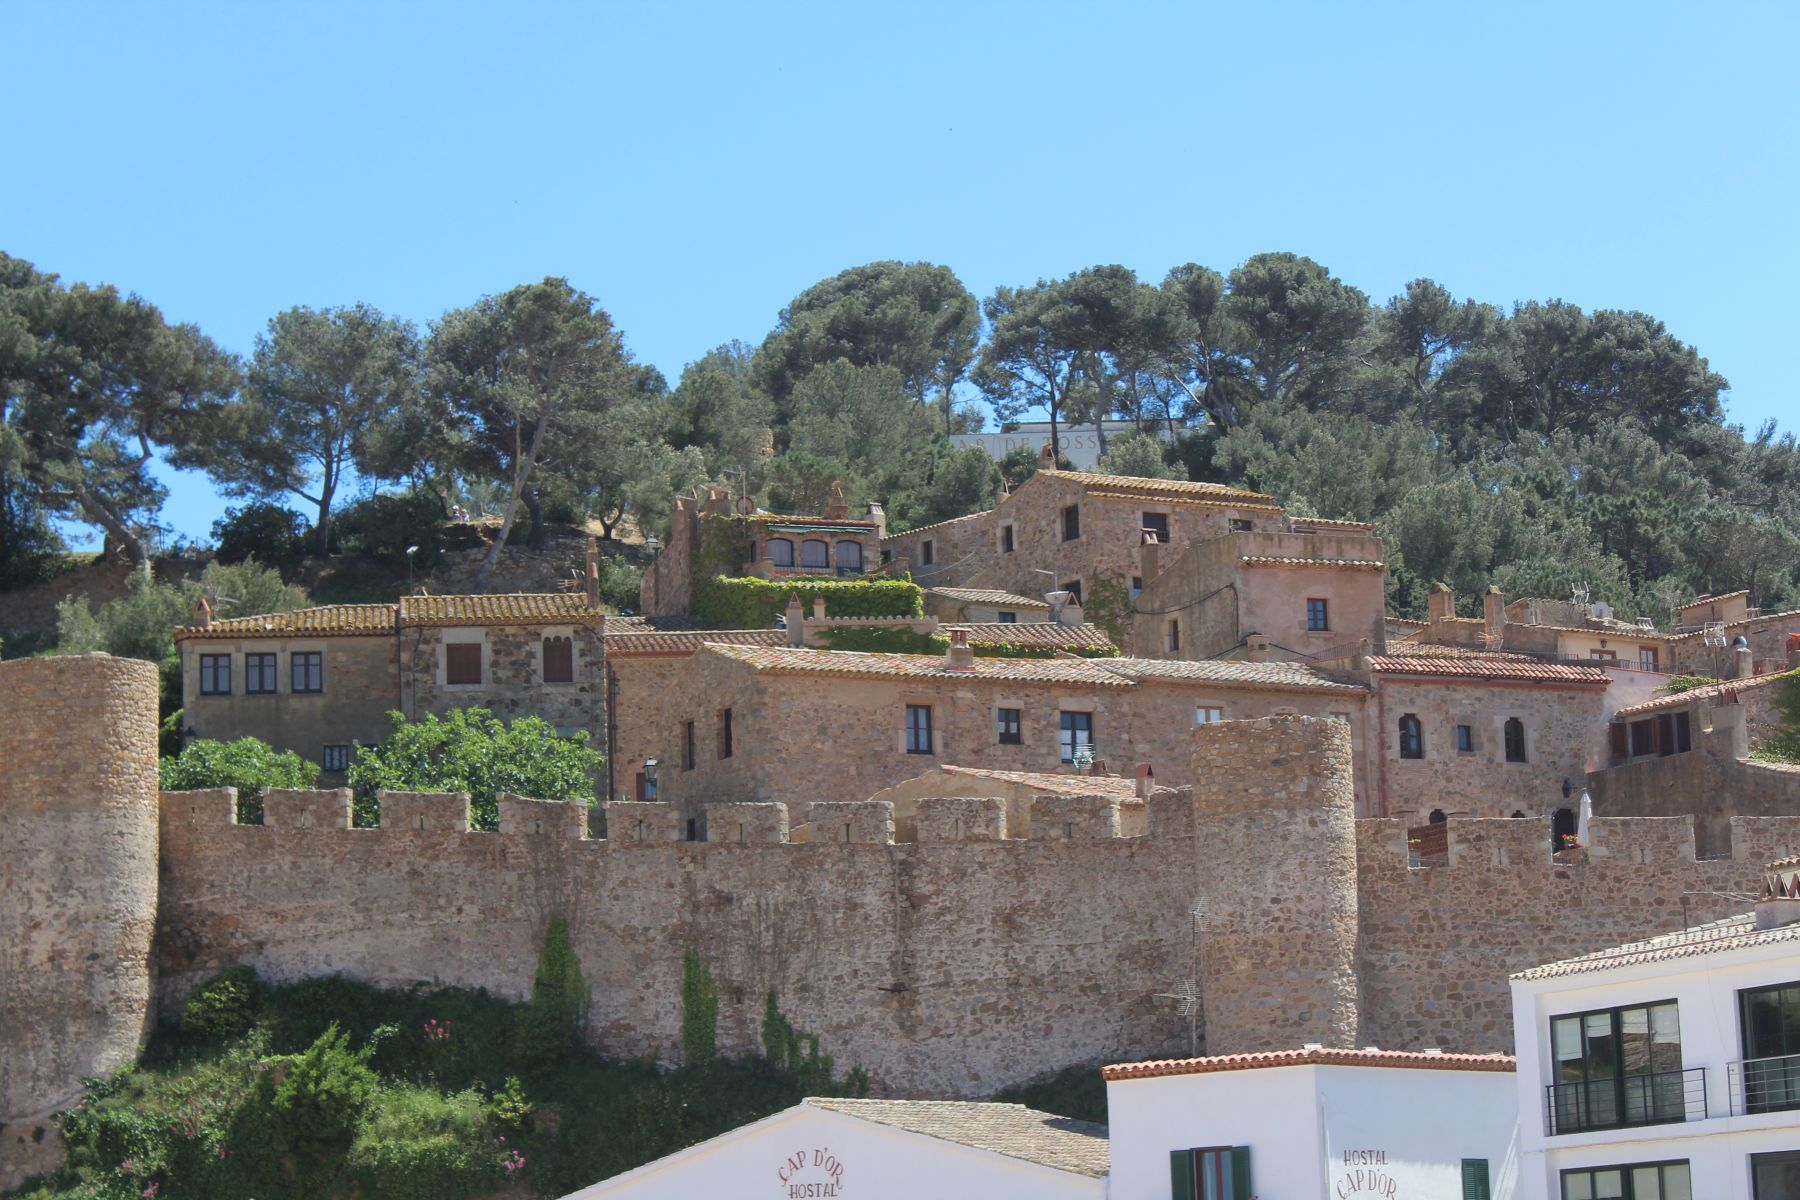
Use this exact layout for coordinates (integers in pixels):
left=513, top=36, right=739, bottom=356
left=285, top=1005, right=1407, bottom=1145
left=1558, top=1159, right=1690, bottom=1200
left=997, top=611, right=1017, bottom=623
left=920, top=539, right=934, bottom=566
left=905, top=704, right=933, bottom=755
left=290, top=651, right=324, bottom=694
left=1306, top=597, right=1329, bottom=632
left=245, top=652, right=278, bottom=695
left=1059, top=710, right=1093, bottom=764
left=321, top=744, right=351, bottom=773
left=1505, top=717, right=1528, bottom=763
left=1061, top=504, right=1081, bottom=541
left=1549, top=1000, right=1686, bottom=1134
left=199, top=653, right=232, bottom=696
left=1000, top=524, right=1014, bottom=554
left=997, top=707, right=1022, bottom=745
left=1740, top=981, right=1800, bottom=1115
left=1753, top=1150, right=1800, bottom=1199
left=1398, top=714, right=1424, bottom=759
left=1141, top=511, right=1169, bottom=543
left=683, top=721, right=697, bottom=771
left=1456, top=724, right=1474, bottom=753
left=719, top=708, right=733, bottom=759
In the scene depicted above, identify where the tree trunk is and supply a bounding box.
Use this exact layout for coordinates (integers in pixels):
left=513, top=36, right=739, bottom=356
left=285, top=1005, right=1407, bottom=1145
left=523, top=488, right=545, bottom=549
left=472, top=412, right=549, bottom=588
left=69, top=481, right=149, bottom=575
left=313, top=473, right=336, bottom=558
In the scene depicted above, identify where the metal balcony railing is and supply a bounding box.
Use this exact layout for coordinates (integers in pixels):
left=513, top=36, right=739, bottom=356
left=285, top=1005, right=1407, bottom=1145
left=1730, top=1054, right=1800, bottom=1115
left=1543, top=1067, right=1707, bottom=1135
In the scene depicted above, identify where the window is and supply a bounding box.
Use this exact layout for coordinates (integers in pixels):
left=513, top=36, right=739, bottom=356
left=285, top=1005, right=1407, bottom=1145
left=921, top=540, right=935, bottom=566
left=1000, top=524, right=1015, bottom=553
left=1195, top=705, right=1225, bottom=724
left=1549, top=1001, right=1686, bottom=1134
left=1228, top=518, right=1253, bottom=533
left=1590, top=648, right=1619, bottom=661
left=1170, top=1146, right=1252, bottom=1200
left=1456, top=724, right=1474, bottom=752
left=1740, top=983, right=1800, bottom=1113
left=1398, top=714, right=1423, bottom=759
left=1639, top=646, right=1659, bottom=671
left=637, top=771, right=657, bottom=801
left=290, top=651, right=323, bottom=693
left=997, top=611, right=1017, bottom=623
left=1429, top=808, right=1447, bottom=824
left=1059, top=711, right=1093, bottom=764
left=905, top=705, right=932, bottom=755
left=1167, top=619, right=1181, bottom=653
left=1753, top=1150, right=1800, bottom=1199
left=445, top=643, right=482, bottom=686
left=683, top=721, right=697, bottom=771
left=1062, top=580, right=1082, bottom=605
left=1141, top=512, right=1169, bottom=542
left=719, top=709, right=733, bottom=759
left=322, top=744, right=351, bottom=773
left=1306, top=598, right=1329, bottom=632
left=996, top=708, right=1022, bottom=745
left=542, top=636, right=574, bottom=684
left=801, top=538, right=829, bottom=569
left=245, top=653, right=278, bottom=694
left=1559, top=1161, right=1690, bottom=1200
left=1462, top=1159, right=1491, bottom=1200
left=836, top=540, right=862, bottom=572
left=199, top=654, right=231, bottom=696
left=766, top=537, right=794, bottom=567
left=1660, top=712, right=1692, bottom=756
left=1504, top=717, right=1528, bottom=763
left=1061, top=504, right=1081, bottom=541
left=1131, top=576, right=1143, bottom=598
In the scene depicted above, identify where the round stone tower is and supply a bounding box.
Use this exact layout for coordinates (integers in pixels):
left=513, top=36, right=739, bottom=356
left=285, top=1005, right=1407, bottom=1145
left=0, top=653, right=161, bottom=1188
left=1192, top=714, right=1359, bottom=1056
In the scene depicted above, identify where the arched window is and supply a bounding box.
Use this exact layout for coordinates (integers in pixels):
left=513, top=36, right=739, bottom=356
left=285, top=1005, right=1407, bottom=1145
left=1511, top=810, right=1526, bottom=819
left=1428, top=809, right=1447, bottom=825
left=1504, top=717, right=1528, bottom=763
left=766, top=538, right=794, bottom=567
left=835, top=540, right=863, bottom=572
left=801, top=538, right=829, bottom=569
left=1398, top=714, right=1424, bottom=760
left=541, top=635, right=573, bottom=684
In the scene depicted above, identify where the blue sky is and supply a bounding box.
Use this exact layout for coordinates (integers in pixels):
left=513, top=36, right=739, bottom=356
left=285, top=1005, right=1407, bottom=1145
left=6, top=1, right=1795, bottom=548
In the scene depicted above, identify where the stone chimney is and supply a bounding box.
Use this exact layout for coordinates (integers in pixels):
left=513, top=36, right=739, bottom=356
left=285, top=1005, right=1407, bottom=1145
left=1734, top=635, right=1754, bottom=680
left=1141, top=530, right=1162, bottom=586
left=585, top=537, right=601, bottom=608
left=1039, top=442, right=1057, bottom=472
left=1057, top=597, right=1085, bottom=627
left=944, top=626, right=976, bottom=671
left=1427, top=582, right=1455, bottom=624
left=1244, top=633, right=1271, bottom=663
left=192, top=593, right=212, bottom=630
left=1757, top=858, right=1800, bottom=930
left=825, top=480, right=849, bottom=521
left=1135, top=762, right=1155, bottom=799
left=812, top=597, right=827, bottom=622
left=1483, top=586, right=1506, bottom=644
left=785, top=595, right=805, bottom=647
left=866, top=501, right=887, bottom=541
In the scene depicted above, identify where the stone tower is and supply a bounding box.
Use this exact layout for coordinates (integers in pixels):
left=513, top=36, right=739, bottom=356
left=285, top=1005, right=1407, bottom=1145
left=0, top=654, right=161, bottom=1189
left=1192, top=714, right=1359, bottom=1055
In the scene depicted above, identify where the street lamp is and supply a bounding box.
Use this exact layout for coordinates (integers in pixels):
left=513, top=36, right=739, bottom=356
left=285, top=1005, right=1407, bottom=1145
left=642, top=756, right=659, bottom=800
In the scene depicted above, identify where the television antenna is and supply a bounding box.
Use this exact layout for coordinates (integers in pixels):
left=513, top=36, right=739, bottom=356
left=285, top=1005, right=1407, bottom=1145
left=1570, top=583, right=1591, bottom=607
left=1154, top=899, right=1208, bottom=1057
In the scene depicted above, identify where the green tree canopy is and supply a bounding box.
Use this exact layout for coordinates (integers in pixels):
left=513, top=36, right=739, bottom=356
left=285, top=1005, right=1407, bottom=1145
left=160, top=735, right=321, bottom=824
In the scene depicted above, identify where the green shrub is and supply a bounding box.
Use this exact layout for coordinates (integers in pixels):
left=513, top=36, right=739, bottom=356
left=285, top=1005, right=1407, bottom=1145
left=160, top=736, right=320, bottom=824
left=346, top=1085, right=500, bottom=1200
left=600, top=557, right=645, bottom=612
left=334, top=490, right=446, bottom=565
left=1659, top=674, right=1721, bottom=695
left=212, top=501, right=311, bottom=565
left=265, top=1023, right=380, bottom=1151
left=182, top=965, right=267, bottom=1042
left=691, top=576, right=922, bottom=630
left=680, top=948, right=719, bottom=1066
left=517, top=916, right=591, bottom=1072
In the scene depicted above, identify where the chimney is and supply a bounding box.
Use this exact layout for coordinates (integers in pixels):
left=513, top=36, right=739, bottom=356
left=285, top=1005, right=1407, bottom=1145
left=1058, top=597, right=1085, bottom=627
left=1244, top=633, right=1271, bottom=663
left=825, top=479, right=849, bottom=521
left=866, top=501, right=887, bottom=541
left=812, top=597, right=827, bottom=622
left=785, top=595, right=805, bottom=647
left=1757, top=858, right=1800, bottom=930
left=1483, top=586, right=1506, bottom=642
left=1734, top=635, right=1754, bottom=680
left=944, top=626, right=976, bottom=670
left=1141, top=530, right=1162, bottom=586
left=1135, top=762, right=1155, bottom=800
left=1427, top=582, right=1455, bottom=624
left=192, top=593, right=212, bottom=630
left=1039, top=442, right=1057, bottom=472
left=585, top=537, right=601, bottom=608
left=1354, top=637, right=1371, bottom=671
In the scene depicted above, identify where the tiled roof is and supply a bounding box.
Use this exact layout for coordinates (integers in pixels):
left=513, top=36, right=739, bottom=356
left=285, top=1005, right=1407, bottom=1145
left=700, top=644, right=1136, bottom=685
left=961, top=622, right=1116, bottom=649
left=805, top=1099, right=1109, bottom=1178
left=1240, top=556, right=1385, bottom=571
left=1668, top=608, right=1800, bottom=641
left=1612, top=672, right=1790, bottom=719
left=1085, top=489, right=1285, bottom=513
left=1518, top=622, right=1675, bottom=641
left=926, top=587, right=1051, bottom=609
left=1037, top=469, right=1276, bottom=506
left=881, top=510, right=992, bottom=540
left=937, top=764, right=1141, bottom=799
left=742, top=513, right=878, bottom=530
left=1511, top=912, right=1800, bottom=980
left=1367, top=656, right=1612, bottom=685
left=398, top=593, right=601, bottom=627
left=1103, top=1046, right=1514, bottom=1081
left=1288, top=516, right=1376, bottom=531
left=1676, top=589, right=1750, bottom=610
left=174, top=603, right=396, bottom=640
left=1383, top=639, right=1534, bottom=660
left=1097, top=658, right=1366, bottom=693
left=603, top=614, right=697, bottom=631
left=1386, top=617, right=1428, bottom=630
left=603, top=629, right=787, bottom=657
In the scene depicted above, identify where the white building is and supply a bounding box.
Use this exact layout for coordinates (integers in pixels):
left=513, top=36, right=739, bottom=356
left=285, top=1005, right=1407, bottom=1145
left=1510, top=856, right=1800, bottom=1199
left=1104, top=1045, right=1520, bottom=1200
left=950, top=420, right=1174, bottom=470
left=558, top=1096, right=1107, bottom=1200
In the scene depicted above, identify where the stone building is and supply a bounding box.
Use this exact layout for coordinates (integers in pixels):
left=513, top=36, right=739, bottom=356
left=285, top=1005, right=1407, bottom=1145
left=639, top=482, right=887, bottom=619
left=921, top=586, right=1052, bottom=624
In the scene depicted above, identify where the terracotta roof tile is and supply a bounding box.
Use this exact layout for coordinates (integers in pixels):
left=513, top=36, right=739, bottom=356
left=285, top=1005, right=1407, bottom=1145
left=1097, top=658, right=1366, bottom=693
left=804, top=1099, right=1109, bottom=1177
left=1239, top=556, right=1385, bottom=571
left=881, top=510, right=993, bottom=540
left=1368, top=656, right=1612, bottom=685
left=1384, top=639, right=1534, bottom=660
left=1037, top=469, right=1277, bottom=506
left=926, top=587, right=1051, bottom=609
left=1287, top=516, right=1376, bottom=531
left=603, top=629, right=787, bottom=657
left=1676, top=589, right=1750, bottom=610
left=398, top=593, right=601, bottom=627
left=1612, top=671, right=1792, bottom=718
left=1103, top=1046, right=1514, bottom=1081
left=961, top=622, right=1116, bottom=649
left=603, top=615, right=697, bottom=632
left=1667, top=608, right=1800, bottom=641
left=174, top=604, right=396, bottom=640
left=1511, top=912, right=1800, bottom=980
left=700, top=644, right=1135, bottom=685
left=937, top=765, right=1141, bottom=799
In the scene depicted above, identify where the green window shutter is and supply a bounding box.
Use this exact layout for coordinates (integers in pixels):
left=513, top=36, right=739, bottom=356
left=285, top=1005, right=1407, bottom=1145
left=1462, top=1158, right=1491, bottom=1200
left=1170, top=1149, right=1195, bottom=1200
left=1231, top=1146, right=1252, bottom=1200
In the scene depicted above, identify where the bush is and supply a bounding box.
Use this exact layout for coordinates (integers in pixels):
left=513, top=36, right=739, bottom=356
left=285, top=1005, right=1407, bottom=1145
left=212, top=502, right=311, bottom=565
left=346, top=1085, right=501, bottom=1200
left=182, top=965, right=268, bottom=1042
left=160, top=736, right=321, bottom=824
left=517, top=916, right=590, bottom=1072
left=680, top=948, right=718, bottom=1066
left=600, top=558, right=644, bottom=612
left=346, top=708, right=603, bottom=830
left=334, top=490, right=446, bottom=565
left=692, top=576, right=923, bottom=629
left=265, top=1023, right=380, bottom=1151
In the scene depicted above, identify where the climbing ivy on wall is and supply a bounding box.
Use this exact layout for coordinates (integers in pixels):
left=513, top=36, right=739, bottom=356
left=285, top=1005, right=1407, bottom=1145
left=692, top=577, right=924, bottom=629
left=1081, top=571, right=1135, bottom=647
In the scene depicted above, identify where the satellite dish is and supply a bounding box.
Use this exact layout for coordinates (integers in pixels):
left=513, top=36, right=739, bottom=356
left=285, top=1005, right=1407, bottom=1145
left=735, top=495, right=754, bottom=516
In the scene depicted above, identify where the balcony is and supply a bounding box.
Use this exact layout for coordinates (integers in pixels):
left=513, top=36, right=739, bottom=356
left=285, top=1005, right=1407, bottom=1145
left=1543, top=1068, right=1708, bottom=1135
left=1729, top=1054, right=1800, bottom=1115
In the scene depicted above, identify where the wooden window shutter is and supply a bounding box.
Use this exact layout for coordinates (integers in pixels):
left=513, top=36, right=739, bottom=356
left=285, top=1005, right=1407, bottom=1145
left=542, top=636, right=573, bottom=683
left=1230, top=1146, right=1252, bottom=1200
left=1461, top=1158, right=1490, bottom=1200
left=446, top=643, right=481, bottom=685
left=1169, top=1150, right=1195, bottom=1200
left=1608, top=720, right=1627, bottom=759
